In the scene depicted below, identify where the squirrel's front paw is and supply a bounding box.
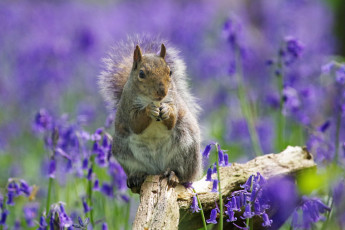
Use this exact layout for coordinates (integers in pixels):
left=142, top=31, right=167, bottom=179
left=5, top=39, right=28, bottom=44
left=148, top=103, right=161, bottom=120
left=159, top=103, right=171, bottom=120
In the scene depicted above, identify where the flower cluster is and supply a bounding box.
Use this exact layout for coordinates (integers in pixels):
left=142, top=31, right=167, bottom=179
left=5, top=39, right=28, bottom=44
left=225, top=173, right=272, bottom=228
left=291, top=197, right=331, bottom=229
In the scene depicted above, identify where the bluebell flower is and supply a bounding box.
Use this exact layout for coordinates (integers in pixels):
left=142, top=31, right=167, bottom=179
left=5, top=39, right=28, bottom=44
left=336, top=65, right=345, bottom=85
left=283, top=36, right=304, bottom=65
left=261, top=213, right=272, bottom=227
left=292, top=197, right=331, bottom=229
left=93, top=179, right=100, bottom=191
left=58, top=203, right=73, bottom=227
left=216, top=144, right=224, bottom=165
left=105, top=113, right=115, bottom=129
left=82, top=158, right=88, bottom=170
left=23, top=203, right=38, bottom=227
left=202, top=144, right=212, bottom=158
left=120, top=194, right=130, bottom=203
left=0, top=209, right=8, bottom=226
left=6, top=191, right=15, bottom=206
left=49, top=158, right=56, bottom=178
left=206, top=208, right=218, bottom=224
left=38, top=216, right=48, bottom=230
left=254, top=199, right=262, bottom=215
left=224, top=154, right=229, bottom=166
left=240, top=174, right=253, bottom=191
left=102, top=222, right=108, bottom=230
left=34, top=109, right=52, bottom=132
left=206, top=168, right=212, bottom=181
left=212, top=164, right=217, bottom=174
left=319, top=120, right=331, bottom=133
left=101, top=183, right=114, bottom=197
left=190, top=195, right=200, bottom=213
left=82, top=198, right=92, bottom=213
left=225, top=209, right=237, bottom=222
left=241, top=203, right=254, bottom=219
left=87, top=167, right=93, bottom=181
left=211, top=179, right=218, bottom=193
left=291, top=210, right=299, bottom=229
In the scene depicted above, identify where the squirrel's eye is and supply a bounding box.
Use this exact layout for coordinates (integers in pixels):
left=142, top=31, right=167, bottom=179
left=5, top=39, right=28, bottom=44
left=169, top=70, right=172, bottom=76
left=139, top=70, right=145, bottom=79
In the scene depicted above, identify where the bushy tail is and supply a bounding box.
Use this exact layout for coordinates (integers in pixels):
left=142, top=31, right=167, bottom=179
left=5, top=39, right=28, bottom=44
left=98, top=35, right=200, bottom=116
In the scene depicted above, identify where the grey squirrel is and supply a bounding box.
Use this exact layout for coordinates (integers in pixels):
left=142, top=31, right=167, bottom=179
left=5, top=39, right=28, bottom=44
left=98, top=35, right=201, bottom=188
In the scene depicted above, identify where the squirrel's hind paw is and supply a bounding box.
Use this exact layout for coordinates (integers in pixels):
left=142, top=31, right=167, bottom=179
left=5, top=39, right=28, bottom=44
left=161, top=169, right=179, bottom=187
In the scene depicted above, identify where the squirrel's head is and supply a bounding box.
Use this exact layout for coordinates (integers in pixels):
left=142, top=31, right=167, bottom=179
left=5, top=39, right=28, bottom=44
left=131, top=44, right=172, bottom=102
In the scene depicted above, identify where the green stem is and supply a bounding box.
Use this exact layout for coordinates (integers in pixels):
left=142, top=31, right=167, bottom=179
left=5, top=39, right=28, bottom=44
left=124, top=199, right=131, bottom=230
left=275, top=54, right=285, bottom=151
left=46, top=177, right=53, bottom=224
left=87, top=155, right=95, bottom=228
left=192, top=189, right=207, bottom=230
left=235, top=47, right=263, bottom=156
left=216, top=144, right=223, bottom=230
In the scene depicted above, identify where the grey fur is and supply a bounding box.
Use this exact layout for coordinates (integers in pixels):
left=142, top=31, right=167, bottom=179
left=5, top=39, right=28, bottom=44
left=98, top=35, right=201, bottom=186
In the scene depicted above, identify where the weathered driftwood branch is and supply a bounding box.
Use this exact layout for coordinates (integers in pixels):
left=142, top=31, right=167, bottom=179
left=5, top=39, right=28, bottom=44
left=133, top=146, right=316, bottom=230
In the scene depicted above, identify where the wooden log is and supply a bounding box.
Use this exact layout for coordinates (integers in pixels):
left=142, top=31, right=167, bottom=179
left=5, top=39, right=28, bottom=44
left=132, top=146, right=315, bottom=230
left=177, top=146, right=315, bottom=229
left=133, top=175, right=179, bottom=230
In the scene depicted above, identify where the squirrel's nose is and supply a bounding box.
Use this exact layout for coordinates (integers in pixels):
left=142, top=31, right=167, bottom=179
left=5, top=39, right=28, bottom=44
left=156, top=82, right=167, bottom=98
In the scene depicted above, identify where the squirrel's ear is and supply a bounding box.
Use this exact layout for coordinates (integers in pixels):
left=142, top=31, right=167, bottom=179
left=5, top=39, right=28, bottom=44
left=133, top=45, right=142, bottom=69
left=159, top=44, right=166, bottom=59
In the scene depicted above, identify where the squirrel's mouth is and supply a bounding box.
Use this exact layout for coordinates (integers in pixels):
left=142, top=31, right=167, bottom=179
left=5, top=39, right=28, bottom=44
left=154, top=97, right=164, bottom=101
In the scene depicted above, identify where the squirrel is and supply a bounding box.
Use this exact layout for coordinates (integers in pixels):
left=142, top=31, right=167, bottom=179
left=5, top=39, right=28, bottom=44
left=98, top=35, right=201, bottom=188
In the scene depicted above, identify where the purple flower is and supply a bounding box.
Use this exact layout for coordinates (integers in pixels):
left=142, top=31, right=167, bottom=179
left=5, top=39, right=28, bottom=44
left=102, top=222, right=108, bottom=230
left=211, top=179, right=218, bottom=193
left=190, top=195, right=200, bottom=213
left=34, top=109, right=52, bottom=132
left=291, top=210, right=299, bottom=229
left=73, top=216, right=89, bottom=228
left=261, top=213, right=273, bottom=227
left=38, top=216, right=48, bottom=230
left=19, top=180, right=31, bottom=196
left=82, top=158, right=88, bottom=170
left=93, top=179, right=100, bottom=191
left=58, top=203, right=73, bottom=227
left=101, top=183, right=114, bottom=197
left=319, top=120, right=331, bottom=133
left=254, top=199, right=262, bottom=215
left=225, top=209, right=237, bottom=222
left=283, top=36, right=304, bottom=65
left=212, top=164, right=217, bottom=174
left=87, top=167, right=93, bottom=181
left=6, top=191, right=15, bottom=206
left=206, top=168, right=212, bottom=181
left=240, top=174, right=253, bottom=191
left=23, top=203, right=38, bottom=227
left=241, top=203, right=254, bottom=219
left=224, top=154, right=229, bottom=166
left=82, top=198, right=92, bottom=213
left=206, top=208, right=218, bottom=224
left=218, top=149, right=224, bottom=165
left=336, top=65, right=345, bottom=85
left=0, top=209, right=8, bottom=226
left=105, top=113, right=115, bottom=129
left=202, top=144, right=212, bottom=158
left=49, top=158, right=56, bottom=178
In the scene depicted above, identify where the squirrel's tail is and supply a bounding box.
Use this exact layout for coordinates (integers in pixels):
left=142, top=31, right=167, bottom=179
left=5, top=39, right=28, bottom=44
left=98, top=34, right=200, bottom=116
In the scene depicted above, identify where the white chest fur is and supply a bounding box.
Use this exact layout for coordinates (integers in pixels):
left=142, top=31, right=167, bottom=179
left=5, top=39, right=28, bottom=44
left=128, top=120, right=173, bottom=173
